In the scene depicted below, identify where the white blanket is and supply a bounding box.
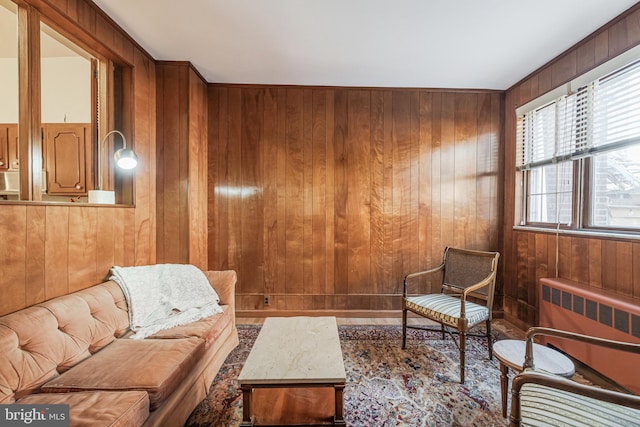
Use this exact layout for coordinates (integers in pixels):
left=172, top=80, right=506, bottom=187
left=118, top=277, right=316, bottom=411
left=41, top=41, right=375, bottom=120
left=110, top=264, right=223, bottom=339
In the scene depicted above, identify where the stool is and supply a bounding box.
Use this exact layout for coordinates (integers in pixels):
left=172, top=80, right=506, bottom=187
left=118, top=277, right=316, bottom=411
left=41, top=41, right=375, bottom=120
left=493, top=339, right=575, bottom=418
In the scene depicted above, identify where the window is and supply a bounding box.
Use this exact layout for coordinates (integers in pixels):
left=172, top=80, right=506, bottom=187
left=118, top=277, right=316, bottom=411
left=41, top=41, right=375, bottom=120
left=517, top=51, right=640, bottom=233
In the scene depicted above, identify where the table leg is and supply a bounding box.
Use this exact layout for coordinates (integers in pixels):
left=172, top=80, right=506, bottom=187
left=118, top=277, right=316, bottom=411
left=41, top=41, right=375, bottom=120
left=499, top=362, right=509, bottom=418
left=240, top=384, right=253, bottom=426
left=334, top=383, right=346, bottom=426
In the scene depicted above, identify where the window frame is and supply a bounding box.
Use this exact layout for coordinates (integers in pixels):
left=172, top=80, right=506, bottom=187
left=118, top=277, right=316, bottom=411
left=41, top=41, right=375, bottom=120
left=516, top=46, right=640, bottom=236
left=523, top=160, right=580, bottom=230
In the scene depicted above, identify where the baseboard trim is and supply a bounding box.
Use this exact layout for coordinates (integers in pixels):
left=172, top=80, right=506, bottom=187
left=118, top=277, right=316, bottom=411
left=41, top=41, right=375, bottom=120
left=503, top=312, right=530, bottom=331
left=236, top=309, right=403, bottom=318
left=237, top=309, right=507, bottom=319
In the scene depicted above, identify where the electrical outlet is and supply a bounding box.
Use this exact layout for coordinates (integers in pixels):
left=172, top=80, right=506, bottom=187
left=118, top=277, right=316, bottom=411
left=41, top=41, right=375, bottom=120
left=264, top=295, right=269, bottom=305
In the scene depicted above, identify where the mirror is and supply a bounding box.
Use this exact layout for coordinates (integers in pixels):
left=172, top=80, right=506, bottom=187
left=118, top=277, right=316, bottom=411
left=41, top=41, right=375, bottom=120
left=0, top=0, right=133, bottom=205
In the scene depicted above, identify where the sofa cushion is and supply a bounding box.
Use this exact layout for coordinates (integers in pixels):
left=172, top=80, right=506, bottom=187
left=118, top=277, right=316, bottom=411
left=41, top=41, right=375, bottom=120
left=18, top=391, right=149, bottom=427
left=147, top=305, right=232, bottom=348
left=41, top=337, right=204, bottom=411
left=0, top=305, right=97, bottom=403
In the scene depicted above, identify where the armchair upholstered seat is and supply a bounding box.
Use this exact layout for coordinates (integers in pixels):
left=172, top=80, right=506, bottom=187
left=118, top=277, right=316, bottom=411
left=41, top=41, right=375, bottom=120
left=402, top=247, right=500, bottom=383
left=510, top=327, right=640, bottom=426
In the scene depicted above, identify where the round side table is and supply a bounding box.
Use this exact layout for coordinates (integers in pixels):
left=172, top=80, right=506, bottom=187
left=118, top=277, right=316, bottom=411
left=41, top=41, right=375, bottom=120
left=493, top=339, right=575, bottom=418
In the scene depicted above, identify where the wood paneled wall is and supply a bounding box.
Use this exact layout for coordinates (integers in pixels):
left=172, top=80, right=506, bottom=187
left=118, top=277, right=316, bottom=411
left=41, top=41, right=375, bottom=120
left=0, top=0, right=156, bottom=316
left=503, top=4, right=640, bottom=329
left=156, top=62, right=208, bottom=270
left=208, top=86, right=503, bottom=312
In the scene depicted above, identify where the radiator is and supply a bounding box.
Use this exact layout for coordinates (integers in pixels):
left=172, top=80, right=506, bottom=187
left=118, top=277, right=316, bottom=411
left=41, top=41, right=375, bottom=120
left=538, top=277, right=640, bottom=394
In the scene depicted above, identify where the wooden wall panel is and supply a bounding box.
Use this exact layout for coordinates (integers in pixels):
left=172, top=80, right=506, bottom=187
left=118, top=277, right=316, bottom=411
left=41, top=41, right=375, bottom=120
left=209, top=86, right=503, bottom=312
left=239, top=88, right=264, bottom=294
left=503, top=3, right=640, bottom=329
left=44, top=206, right=70, bottom=299
left=0, top=206, right=27, bottom=314
left=156, top=64, right=184, bottom=263
left=333, top=90, right=348, bottom=298
left=310, top=90, right=328, bottom=297
left=96, top=206, right=115, bottom=281
left=25, top=206, right=46, bottom=305
left=133, top=50, right=157, bottom=267
left=188, top=67, right=208, bottom=270
left=156, top=62, right=208, bottom=269
left=346, top=90, right=371, bottom=295
left=0, top=0, right=156, bottom=316
left=68, top=207, right=97, bottom=292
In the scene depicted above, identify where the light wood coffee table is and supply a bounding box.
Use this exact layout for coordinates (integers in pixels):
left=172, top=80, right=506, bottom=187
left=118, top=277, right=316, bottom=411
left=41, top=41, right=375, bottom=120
left=238, top=316, right=346, bottom=426
left=493, top=339, right=575, bottom=418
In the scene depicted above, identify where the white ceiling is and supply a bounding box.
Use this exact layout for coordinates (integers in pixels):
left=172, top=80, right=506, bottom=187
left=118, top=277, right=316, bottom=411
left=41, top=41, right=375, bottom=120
left=91, top=0, right=639, bottom=90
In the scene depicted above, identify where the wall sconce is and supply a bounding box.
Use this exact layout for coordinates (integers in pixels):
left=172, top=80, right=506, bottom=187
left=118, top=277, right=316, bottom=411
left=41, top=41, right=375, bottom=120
left=88, top=130, right=138, bottom=204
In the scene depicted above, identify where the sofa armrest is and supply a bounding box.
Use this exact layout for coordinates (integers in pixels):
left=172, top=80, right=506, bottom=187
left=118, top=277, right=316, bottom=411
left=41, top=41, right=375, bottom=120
left=204, top=270, right=237, bottom=311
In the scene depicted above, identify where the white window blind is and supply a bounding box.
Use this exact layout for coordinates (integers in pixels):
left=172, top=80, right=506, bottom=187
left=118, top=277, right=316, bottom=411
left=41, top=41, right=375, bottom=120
left=517, top=57, right=640, bottom=169
left=592, top=60, right=640, bottom=152
left=516, top=93, right=578, bottom=170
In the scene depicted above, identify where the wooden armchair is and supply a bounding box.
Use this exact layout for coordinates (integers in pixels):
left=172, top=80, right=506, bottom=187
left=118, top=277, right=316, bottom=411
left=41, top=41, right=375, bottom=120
left=402, top=247, right=500, bottom=383
left=510, top=327, right=640, bottom=426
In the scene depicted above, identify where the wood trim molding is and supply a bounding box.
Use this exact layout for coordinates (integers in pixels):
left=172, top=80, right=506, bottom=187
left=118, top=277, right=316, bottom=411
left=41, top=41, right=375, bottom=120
left=507, top=2, right=640, bottom=92
left=237, top=309, right=505, bottom=319
left=24, top=0, right=153, bottom=66
left=236, top=309, right=404, bottom=318
left=18, top=4, right=42, bottom=201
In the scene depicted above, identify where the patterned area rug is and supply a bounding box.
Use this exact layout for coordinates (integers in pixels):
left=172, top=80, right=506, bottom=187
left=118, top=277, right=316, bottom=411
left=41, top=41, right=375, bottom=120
left=185, top=324, right=510, bottom=426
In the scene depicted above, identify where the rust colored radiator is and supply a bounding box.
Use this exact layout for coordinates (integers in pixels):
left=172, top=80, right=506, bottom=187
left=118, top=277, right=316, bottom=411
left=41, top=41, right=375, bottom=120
left=538, top=277, right=640, bottom=394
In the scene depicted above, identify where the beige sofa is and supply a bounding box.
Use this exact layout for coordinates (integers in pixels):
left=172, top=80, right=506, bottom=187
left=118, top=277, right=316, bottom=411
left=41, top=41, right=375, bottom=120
left=0, top=269, right=239, bottom=427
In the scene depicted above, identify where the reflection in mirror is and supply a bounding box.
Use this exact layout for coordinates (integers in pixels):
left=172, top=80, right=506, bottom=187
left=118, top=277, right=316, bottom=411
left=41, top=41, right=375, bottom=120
left=0, top=0, right=19, bottom=200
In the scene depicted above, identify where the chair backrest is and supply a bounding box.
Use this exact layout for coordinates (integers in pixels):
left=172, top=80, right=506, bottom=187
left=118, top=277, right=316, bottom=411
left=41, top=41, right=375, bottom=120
left=442, top=247, right=499, bottom=302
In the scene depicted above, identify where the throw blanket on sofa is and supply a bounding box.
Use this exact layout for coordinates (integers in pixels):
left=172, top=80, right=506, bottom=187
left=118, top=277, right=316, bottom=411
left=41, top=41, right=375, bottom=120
left=110, top=264, right=223, bottom=339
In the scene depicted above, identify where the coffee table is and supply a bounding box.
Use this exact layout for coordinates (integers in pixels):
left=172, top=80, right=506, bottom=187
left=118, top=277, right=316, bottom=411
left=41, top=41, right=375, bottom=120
left=493, top=339, right=575, bottom=418
left=238, top=316, right=346, bottom=426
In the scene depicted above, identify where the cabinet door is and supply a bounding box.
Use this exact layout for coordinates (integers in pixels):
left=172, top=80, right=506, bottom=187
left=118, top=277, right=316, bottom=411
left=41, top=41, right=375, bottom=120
left=45, top=123, right=90, bottom=195
left=0, top=124, right=19, bottom=171
left=7, top=124, right=19, bottom=170
left=0, top=125, right=8, bottom=170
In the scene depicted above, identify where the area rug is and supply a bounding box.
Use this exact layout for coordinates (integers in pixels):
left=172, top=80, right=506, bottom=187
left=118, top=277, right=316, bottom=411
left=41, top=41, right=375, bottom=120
left=185, top=325, right=510, bottom=427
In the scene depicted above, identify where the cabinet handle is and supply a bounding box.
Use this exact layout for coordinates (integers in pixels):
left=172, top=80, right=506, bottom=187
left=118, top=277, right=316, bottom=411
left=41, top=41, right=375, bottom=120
left=75, top=185, right=82, bottom=190
left=0, top=161, right=4, bottom=166
left=12, top=161, right=18, bottom=167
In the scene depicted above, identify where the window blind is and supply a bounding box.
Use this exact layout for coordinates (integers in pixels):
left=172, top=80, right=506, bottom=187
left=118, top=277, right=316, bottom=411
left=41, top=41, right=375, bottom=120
left=516, top=94, right=577, bottom=170
left=592, top=59, right=640, bottom=153
left=517, top=56, right=640, bottom=170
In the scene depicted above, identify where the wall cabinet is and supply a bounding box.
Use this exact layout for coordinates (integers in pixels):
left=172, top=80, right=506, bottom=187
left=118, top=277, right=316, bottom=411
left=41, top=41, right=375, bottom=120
left=44, top=123, right=92, bottom=195
left=0, top=124, right=19, bottom=170
left=0, top=123, right=92, bottom=196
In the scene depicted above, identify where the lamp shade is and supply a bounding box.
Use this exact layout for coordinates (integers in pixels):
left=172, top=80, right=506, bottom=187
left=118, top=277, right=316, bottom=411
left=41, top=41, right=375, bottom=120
left=114, top=148, right=138, bottom=169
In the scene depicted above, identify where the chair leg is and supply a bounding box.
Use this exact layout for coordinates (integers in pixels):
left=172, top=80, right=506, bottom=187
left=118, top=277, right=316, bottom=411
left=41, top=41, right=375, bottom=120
left=402, top=308, right=407, bottom=349
left=459, top=332, right=466, bottom=384
left=440, top=323, right=445, bottom=340
left=486, top=320, right=493, bottom=361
